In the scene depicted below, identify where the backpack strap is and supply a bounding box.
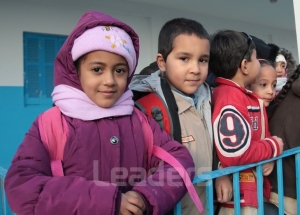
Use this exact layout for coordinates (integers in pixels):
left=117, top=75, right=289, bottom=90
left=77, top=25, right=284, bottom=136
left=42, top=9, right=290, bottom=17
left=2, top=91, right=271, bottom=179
left=152, top=146, right=204, bottom=213
left=160, top=78, right=182, bottom=143
left=134, top=108, right=204, bottom=213
left=38, top=106, right=69, bottom=177
left=134, top=107, right=153, bottom=174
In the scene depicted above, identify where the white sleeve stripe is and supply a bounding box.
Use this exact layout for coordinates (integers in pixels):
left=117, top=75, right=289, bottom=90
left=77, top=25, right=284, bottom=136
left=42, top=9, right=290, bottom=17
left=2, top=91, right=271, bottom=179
left=265, top=138, right=278, bottom=157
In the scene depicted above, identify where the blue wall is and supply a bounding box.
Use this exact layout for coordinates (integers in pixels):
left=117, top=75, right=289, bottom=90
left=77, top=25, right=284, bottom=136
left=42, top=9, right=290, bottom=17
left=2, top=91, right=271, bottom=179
left=0, top=86, right=51, bottom=169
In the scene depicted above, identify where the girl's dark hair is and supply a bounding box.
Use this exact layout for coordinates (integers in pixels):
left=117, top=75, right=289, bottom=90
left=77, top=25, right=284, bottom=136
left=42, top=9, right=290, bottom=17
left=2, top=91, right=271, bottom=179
left=139, top=61, right=159, bottom=75
left=267, top=64, right=300, bottom=118
left=74, top=54, right=88, bottom=73
left=258, top=59, right=275, bottom=68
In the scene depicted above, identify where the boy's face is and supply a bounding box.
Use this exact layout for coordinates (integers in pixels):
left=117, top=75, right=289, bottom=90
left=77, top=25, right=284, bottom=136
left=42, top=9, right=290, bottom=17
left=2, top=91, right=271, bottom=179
left=275, top=61, right=287, bottom=77
left=78, top=50, right=129, bottom=108
left=249, top=65, right=277, bottom=107
left=158, top=34, right=210, bottom=95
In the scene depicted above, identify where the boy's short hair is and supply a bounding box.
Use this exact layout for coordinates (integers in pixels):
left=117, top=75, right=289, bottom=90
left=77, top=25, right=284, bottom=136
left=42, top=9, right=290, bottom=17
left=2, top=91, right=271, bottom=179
left=158, top=18, right=210, bottom=60
left=209, top=30, right=256, bottom=79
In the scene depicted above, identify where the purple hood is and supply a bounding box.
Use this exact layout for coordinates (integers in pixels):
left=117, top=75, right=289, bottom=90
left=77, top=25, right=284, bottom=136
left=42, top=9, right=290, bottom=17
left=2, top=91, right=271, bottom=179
left=54, top=10, right=139, bottom=91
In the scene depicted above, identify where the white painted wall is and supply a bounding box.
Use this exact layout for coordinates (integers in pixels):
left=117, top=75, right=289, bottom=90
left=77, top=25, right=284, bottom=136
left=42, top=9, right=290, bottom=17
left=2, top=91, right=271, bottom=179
left=0, top=0, right=298, bottom=86
left=293, top=0, right=300, bottom=63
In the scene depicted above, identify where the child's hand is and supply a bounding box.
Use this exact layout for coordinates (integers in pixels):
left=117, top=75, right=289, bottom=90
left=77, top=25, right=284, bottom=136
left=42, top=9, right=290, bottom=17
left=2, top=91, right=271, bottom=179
left=125, top=191, right=146, bottom=212
left=272, top=136, right=284, bottom=154
left=262, top=161, right=275, bottom=176
left=215, top=175, right=233, bottom=203
left=120, top=191, right=145, bottom=215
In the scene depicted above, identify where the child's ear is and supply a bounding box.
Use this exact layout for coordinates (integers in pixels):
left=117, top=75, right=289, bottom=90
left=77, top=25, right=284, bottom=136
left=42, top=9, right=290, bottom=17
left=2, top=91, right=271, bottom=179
left=156, top=54, right=166, bottom=72
left=240, top=59, right=249, bottom=75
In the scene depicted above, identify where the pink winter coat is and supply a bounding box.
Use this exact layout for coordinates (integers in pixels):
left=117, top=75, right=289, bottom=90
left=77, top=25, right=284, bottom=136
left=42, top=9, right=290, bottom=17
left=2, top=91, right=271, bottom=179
left=4, top=10, right=195, bottom=215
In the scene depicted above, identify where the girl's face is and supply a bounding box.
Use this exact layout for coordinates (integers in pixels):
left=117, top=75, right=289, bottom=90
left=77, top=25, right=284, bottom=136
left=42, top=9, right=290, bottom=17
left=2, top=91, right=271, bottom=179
left=78, top=50, right=129, bottom=108
left=249, top=65, right=277, bottom=107
left=275, top=61, right=287, bottom=77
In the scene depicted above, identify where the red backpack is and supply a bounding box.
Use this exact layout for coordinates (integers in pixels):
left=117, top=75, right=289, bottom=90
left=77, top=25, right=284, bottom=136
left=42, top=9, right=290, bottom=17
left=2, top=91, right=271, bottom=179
left=132, top=78, right=182, bottom=144
left=38, top=106, right=204, bottom=213
left=135, top=92, right=173, bottom=136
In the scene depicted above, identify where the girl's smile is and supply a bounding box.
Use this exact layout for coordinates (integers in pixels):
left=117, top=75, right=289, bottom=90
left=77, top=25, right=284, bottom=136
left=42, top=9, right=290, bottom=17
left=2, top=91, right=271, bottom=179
left=78, top=50, right=129, bottom=108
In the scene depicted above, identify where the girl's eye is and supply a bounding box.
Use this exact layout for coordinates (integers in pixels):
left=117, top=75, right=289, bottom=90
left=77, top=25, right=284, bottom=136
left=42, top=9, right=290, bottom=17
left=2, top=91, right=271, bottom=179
left=199, top=58, right=209, bottom=63
left=260, top=83, right=267, bottom=87
left=273, top=84, right=277, bottom=88
left=92, top=67, right=102, bottom=73
left=115, top=68, right=127, bottom=74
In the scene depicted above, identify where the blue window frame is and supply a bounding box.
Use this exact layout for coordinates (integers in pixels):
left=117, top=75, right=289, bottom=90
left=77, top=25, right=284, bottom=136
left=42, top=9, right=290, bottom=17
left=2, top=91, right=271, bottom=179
left=24, top=32, right=67, bottom=105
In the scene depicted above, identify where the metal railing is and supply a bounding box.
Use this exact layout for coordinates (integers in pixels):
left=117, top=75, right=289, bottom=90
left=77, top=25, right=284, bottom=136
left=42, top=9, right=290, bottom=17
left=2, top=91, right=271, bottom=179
left=1, top=147, right=300, bottom=215
left=0, top=166, right=15, bottom=215
left=174, top=146, right=300, bottom=215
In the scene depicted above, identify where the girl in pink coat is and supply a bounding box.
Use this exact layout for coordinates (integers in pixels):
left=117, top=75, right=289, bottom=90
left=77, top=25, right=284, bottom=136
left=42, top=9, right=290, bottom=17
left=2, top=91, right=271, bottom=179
left=4, top=10, right=195, bottom=215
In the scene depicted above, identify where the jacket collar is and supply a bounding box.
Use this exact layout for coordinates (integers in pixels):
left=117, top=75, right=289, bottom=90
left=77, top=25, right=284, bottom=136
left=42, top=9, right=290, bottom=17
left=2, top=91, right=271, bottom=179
left=172, top=91, right=193, bottom=114
left=172, top=84, right=210, bottom=114
left=216, top=77, right=260, bottom=99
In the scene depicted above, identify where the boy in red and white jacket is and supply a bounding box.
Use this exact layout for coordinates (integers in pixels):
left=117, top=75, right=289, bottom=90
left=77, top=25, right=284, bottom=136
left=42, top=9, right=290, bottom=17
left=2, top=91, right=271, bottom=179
left=209, top=30, right=284, bottom=215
